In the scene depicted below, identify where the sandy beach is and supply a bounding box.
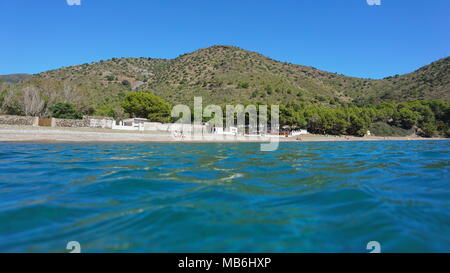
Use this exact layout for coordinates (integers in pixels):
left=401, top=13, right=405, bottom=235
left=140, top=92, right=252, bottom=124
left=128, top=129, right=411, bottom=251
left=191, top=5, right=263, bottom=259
left=0, top=125, right=446, bottom=143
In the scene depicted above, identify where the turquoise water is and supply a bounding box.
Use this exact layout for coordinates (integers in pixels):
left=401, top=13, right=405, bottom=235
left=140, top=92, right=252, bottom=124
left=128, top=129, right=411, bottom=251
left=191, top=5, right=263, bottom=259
left=0, top=141, right=449, bottom=253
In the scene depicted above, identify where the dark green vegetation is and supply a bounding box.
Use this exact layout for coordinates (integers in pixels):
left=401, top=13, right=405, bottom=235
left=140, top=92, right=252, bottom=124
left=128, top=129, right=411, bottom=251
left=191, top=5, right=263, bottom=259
left=49, top=103, right=83, bottom=119
left=279, top=100, right=450, bottom=137
left=122, top=92, right=171, bottom=123
left=0, top=45, right=448, bottom=136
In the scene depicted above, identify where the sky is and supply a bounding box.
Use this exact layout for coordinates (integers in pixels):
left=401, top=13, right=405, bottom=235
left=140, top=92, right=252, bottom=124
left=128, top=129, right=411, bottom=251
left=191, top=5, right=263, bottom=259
left=1, top=0, right=449, bottom=79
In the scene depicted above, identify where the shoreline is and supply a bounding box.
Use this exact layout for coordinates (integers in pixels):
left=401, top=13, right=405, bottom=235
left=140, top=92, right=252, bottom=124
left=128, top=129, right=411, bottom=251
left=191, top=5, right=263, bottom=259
left=0, top=125, right=447, bottom=143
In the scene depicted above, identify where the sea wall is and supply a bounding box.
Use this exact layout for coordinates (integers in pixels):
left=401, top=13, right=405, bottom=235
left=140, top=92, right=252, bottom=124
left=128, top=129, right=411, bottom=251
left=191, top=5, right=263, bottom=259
left=0, top=114, right=117, bottom=129
left=0, top=115, right=38, bottom=126
left=86, top=116, right=114, bottom=129
left=53, top=118, right=90, bottom=128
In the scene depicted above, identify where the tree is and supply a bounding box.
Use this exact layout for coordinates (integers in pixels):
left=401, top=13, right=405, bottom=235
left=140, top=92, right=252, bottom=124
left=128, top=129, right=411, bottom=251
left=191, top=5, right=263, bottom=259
left=347, top=115, right=367, bottom=136
left=1, top=87, right=22, bottom=115
left=23, top=86, right=45, bottom=116
left=332, top=118, right=348, bottom=135
left=50, top=103, right=83, bottom=119
left=395, top=107, right=419, bottom=129
left=121, top=92, right=171, bottom=122
left=307, top=114, right=322, bottom=134
left=419, top=122, right=437, bottom=137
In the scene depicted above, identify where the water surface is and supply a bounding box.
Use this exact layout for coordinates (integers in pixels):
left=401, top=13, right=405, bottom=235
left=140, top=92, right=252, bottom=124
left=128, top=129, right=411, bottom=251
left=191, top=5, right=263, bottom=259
left=0, top=141, right=449, bottom=252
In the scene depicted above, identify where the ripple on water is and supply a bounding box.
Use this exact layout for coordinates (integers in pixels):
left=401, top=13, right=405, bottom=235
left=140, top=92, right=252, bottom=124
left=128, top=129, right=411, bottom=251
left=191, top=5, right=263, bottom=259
left=0, top=141, right=449, bottom=252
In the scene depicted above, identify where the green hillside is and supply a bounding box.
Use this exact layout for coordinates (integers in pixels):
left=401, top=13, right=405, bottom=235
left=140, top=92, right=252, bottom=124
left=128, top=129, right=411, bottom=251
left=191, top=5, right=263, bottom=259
left=1, top=45, right=449, bottom=117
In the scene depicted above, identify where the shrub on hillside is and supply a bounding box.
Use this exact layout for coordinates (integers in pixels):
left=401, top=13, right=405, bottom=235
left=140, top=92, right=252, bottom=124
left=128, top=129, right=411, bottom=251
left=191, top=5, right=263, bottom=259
left=50, top=103, right=83, bottom=119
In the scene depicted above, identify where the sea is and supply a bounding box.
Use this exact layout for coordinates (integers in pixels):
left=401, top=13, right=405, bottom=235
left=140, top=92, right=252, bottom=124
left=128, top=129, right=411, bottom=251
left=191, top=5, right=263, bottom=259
left=0, top=141, right=449, bottom=252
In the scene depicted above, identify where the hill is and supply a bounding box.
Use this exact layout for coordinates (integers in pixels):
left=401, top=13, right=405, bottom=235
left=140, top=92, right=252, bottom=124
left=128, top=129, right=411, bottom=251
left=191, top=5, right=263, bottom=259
left=0, top=73, right=32, bottom=84
left=1, top=45, right=449, bottom=116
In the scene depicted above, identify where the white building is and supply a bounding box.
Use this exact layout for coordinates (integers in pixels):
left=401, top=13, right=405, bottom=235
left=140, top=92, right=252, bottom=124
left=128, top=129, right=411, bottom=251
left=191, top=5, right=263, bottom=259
left=290, top=129, right=309, bottom=136
left=212, top=126, right=238, bottom=135
left=112, top=118, right=149, bottom=131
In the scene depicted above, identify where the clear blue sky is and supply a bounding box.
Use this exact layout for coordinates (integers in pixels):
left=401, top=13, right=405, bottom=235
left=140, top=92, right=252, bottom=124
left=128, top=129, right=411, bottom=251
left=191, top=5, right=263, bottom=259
left=1, top=0, right=449, bottom=79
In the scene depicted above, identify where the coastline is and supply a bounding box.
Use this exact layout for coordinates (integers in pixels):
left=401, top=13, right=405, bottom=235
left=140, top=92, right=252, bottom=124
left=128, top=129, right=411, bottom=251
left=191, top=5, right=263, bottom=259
left=0, top=125, right=446, bottom=143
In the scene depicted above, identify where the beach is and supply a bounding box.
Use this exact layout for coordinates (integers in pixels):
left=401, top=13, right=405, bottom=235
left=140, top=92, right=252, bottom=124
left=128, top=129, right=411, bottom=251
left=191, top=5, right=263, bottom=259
left=0, top=125, right=445, bottom=143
